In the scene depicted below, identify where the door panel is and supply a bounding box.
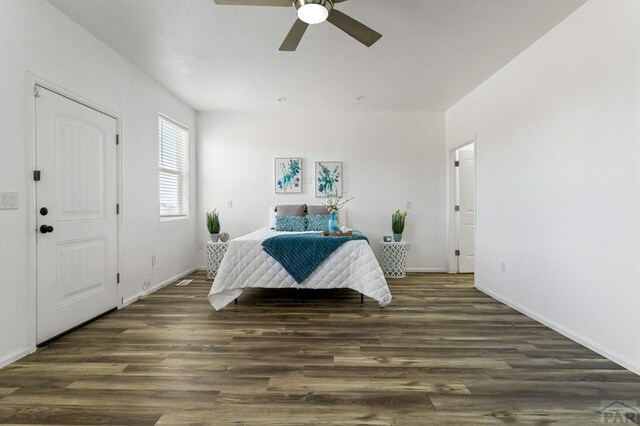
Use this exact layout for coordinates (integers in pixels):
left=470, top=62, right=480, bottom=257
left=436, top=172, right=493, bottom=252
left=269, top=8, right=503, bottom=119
left=457, top=147, right=475, bottom=273
left=57, top=116, right=106, bottom=220
left=36, top=87, right=118, bottom=344
left=56, top=237, right=107, bottom=307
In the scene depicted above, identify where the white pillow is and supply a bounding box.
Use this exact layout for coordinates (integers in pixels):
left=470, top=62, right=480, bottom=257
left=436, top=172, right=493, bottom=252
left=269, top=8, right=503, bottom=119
left=268, top=206, right=277, bottom=229
left=338, top=208, right=348, bottom=227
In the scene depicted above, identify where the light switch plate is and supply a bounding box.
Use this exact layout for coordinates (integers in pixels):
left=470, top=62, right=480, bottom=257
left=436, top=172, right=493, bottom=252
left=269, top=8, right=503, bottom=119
left=0, top=192, right=18, bottom=210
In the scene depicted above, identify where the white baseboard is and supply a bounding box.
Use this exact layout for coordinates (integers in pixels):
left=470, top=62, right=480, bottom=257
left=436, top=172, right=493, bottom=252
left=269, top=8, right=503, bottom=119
left=0, top=347, right=30, bottom=369
left=476, top=283, right=640, bottom=377
left=406, top=268, right=447, bottom=273
left=1, top=268, right=199, bottom=369
left=121, top=267, right=198, bottom=308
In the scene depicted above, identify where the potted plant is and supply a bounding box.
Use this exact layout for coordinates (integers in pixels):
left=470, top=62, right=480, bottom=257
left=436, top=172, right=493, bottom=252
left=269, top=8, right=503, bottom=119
left=206, top=210, right=221, bottom=242
left=392, top=210, right=408, bottom=242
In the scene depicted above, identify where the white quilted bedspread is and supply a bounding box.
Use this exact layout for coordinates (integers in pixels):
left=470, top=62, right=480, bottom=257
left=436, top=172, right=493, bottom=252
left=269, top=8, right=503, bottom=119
left=208, top=228, right=392, bottom=310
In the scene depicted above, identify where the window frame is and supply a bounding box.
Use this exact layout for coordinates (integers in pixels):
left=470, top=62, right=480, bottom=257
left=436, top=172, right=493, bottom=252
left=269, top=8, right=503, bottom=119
left=158, top=114, right=190, bottom=219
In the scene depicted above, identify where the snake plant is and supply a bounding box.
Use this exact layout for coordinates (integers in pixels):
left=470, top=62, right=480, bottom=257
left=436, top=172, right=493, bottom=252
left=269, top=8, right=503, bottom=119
left=206, top=210, right=220, bottom=234
left=392, top=210, right=408, bottom=234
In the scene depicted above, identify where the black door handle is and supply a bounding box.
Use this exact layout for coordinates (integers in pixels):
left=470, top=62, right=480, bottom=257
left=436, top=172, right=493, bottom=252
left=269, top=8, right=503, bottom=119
left=40, top=225, right=54, bottom=234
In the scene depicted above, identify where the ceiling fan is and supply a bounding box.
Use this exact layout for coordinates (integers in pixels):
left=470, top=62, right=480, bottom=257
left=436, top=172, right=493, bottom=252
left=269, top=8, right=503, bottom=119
left=212, top=0, right=382, bottom=51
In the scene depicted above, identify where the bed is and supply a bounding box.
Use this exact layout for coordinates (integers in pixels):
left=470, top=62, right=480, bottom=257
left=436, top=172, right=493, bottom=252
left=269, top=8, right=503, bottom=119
left=208, top=228, right=393, bottom=310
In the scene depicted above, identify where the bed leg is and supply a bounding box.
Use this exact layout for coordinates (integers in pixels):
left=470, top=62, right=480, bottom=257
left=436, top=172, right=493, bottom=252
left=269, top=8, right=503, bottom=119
left=361, top=294, right=364, bottom=304
left=234, top=298, right=238, bottom=305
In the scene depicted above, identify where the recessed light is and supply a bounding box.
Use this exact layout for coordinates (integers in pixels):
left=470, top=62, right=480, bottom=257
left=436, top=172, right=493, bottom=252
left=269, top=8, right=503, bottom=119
left=356, top=96, right=365, bottom=101
left=277, top=97, right=287, bottom=102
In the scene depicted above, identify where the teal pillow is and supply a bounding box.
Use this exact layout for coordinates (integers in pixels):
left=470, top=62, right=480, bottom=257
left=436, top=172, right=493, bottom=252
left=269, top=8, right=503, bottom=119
left=275, top=215, right=307, bottom=232
left=307, top=214, right=330, bottom=232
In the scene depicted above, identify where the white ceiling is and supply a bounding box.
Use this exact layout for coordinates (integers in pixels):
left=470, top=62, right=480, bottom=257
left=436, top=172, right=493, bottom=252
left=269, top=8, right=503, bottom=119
left=48, top=0, right=586, bottom=112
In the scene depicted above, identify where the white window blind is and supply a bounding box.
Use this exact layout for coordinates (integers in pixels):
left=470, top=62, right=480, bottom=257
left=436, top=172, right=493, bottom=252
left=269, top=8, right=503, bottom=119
left=159, top=115, right=189, bottom=217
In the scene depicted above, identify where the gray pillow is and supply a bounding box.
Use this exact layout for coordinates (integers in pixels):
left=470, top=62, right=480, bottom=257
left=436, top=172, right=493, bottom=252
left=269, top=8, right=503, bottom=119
left=275, top=204, right=306, bottom=216
left=307, top=205, right=330, bottom=215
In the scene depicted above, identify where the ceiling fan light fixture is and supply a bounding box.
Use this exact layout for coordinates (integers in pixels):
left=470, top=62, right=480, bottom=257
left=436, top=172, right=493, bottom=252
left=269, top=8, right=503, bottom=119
left=294, top=0, right=333, bottom=25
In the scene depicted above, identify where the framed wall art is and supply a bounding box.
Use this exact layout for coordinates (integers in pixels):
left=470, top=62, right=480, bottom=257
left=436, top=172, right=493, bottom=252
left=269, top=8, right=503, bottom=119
left=315, top=161, right=343, bottom=198
left=275, top=158, right=302, bottom=194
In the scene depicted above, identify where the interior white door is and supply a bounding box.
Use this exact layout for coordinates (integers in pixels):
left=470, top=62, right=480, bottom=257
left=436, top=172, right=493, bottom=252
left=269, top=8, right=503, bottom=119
left=457, top=146, right=475, bottom=273
left=35, top=86, right=118, bottom=344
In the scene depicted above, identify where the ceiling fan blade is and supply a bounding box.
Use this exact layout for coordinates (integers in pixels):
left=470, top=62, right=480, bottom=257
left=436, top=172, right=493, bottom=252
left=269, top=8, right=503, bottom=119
left=212, top=0, right=292, bottom=6
left=279, top=19, right=309, bottom=51
left=326, top=9, right=382, bottom=47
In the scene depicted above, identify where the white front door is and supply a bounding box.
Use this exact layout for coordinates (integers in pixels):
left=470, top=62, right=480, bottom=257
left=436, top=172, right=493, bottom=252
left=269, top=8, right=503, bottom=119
left=457, top=145, right=475, bottom=273
left=35, top=86, right=118, bottom=344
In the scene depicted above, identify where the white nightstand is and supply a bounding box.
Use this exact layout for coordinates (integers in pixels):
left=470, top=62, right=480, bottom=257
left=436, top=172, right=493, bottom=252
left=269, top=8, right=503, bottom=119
left=206, top=241, right=229, bottom=279
left=380, top=241, right=407, bottom=278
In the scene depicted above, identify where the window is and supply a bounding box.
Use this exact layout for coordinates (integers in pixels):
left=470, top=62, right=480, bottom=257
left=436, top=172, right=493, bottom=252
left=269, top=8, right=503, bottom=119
left=159, top=115, right=189, bottom=218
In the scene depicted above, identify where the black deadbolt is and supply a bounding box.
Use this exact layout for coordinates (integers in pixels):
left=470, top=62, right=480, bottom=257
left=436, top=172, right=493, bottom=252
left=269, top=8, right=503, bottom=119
left=40, top=225, right=54, bottom=234
left=40, top=207, right=48, bottom=216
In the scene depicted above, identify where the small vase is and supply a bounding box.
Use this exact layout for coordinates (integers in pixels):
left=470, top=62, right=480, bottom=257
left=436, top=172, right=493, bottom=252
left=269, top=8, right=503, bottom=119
left=210, top=233, right=219, bottom=242
left=328, top=212, right=339, bottom=233
left=393, top=233, right=402, bottom=242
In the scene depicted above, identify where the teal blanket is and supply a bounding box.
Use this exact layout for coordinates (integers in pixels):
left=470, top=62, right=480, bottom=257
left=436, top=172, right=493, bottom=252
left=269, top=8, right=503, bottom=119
left=262, top=232, right=368, bottom=284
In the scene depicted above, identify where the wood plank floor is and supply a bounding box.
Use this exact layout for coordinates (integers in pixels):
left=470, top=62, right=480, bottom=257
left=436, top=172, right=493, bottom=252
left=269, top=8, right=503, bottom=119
left=0, top=271, right=638, bottom=425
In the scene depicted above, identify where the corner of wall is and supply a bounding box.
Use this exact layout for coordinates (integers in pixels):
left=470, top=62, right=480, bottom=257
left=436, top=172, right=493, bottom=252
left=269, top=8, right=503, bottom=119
left=476, top=284, right=640, bottom=377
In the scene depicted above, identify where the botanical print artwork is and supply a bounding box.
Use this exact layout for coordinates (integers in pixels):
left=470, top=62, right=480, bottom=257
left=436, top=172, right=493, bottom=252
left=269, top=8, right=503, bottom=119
left=315, top=161, right=343, bottom=197
left=275, top=158, right=302, bottom=194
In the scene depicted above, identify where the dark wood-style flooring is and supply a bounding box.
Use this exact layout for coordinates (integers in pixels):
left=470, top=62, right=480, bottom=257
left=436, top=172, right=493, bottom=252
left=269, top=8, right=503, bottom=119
left=0, top=271, right=638, bottom=425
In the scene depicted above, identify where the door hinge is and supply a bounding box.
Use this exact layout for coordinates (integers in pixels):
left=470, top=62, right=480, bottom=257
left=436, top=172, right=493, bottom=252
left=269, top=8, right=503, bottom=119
left=33, top=170, right=41, bottom=181
left=116, top=204, right=120, bottom=215
left=117, top=273, right=120, bottom=284
left=33, top=86, right=40, bottom=98
left=455, top=250, right=460, bottom=256
left=454, top=161, right=460, bottom=167
left=454, top=205, right=460, bottom=212
left=116, top=134, right=120, bottom=145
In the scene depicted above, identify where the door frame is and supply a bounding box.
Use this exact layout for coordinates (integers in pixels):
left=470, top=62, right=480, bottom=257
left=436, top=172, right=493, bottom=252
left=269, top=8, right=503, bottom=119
left=25, top=73, right=123, bottom=353
left=446, top=134, right=476, bottom=274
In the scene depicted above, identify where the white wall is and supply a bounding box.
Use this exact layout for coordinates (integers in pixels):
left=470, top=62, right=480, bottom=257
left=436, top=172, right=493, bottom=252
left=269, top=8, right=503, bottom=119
left=446, top=0, right=640, bottom=374
left=197, top=111, right=446, bottom=271
left=0, top=0, right=198, bottom=367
